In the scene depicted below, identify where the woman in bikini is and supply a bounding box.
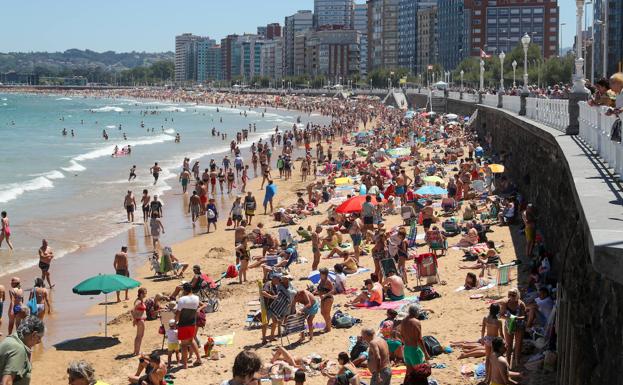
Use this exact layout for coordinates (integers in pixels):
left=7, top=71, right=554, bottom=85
left=217, top=168, right=225, bottom=194
left=499, top=288, right=526, bottom=369
left=8, top=277, right=25, bottom=334
left=236, top=239, right=250, bottom=284
left=481, top=303, right=503, bottom=382
left=132, top=287, right=148, bottom=356
left=0, top=211, right=14, bottom=250
left=209, top=169, right=217, bottom=196
left=227, top=168, right=236, bottom=194
left=32, top=278, right=51, bottom=320
left=314, top=268, right=334, bottom=333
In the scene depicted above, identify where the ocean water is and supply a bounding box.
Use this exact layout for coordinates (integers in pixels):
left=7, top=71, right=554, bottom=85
left=0, top=93, right=322, bottom=275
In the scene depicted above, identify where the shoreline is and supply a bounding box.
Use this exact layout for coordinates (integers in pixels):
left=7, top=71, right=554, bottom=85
left=0, top=92, right=331, bottom=346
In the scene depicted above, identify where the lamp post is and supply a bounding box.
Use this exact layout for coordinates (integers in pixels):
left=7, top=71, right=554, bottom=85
left=512, top=60, right=517, bottom=88
left=499, top=51, right=506, bottom=91
left=592, top=19, right=604, bottom=82
left=572, top=0, right=588, bottom=93
left=521, top=33, right=530, bottom=93
left=559, top=23, right=566, bottom=57
left=479, top=59, right=485, bottom=92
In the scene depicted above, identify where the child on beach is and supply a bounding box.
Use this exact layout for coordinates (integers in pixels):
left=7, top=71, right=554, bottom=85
left=166, top=319, right=181, bottom=366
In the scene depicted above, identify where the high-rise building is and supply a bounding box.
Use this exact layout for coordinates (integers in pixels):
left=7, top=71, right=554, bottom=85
left=239, top=35, right=264, bottom=80
left=354, top=2, right=369, bottom=77
left=416, top=4, right=438, bottom=75
left=257, top=26, right=268, bottom=38
left=398, top=0, right=437, bottom=74
left=207, top=45, right=222, bottom=81
left=261, top=37, right=285, bottom=79
left=175, top=33, right=205, bottom=83
left=593, top=0, right=623, bottom=78
left=367, top=0, right=400, bottom=71
left=284, top=10, right=314, bottom=76
left=266, top=23, right=282, bottom=39
left=197, top=38, right=217, bottom=83
left=436, top=0, right=469, bottom=71
left=304, top=29, right=361, bottom=79
left=220, top=34, right=239, bottom=81
left=314, top=0, right=355, bottom=29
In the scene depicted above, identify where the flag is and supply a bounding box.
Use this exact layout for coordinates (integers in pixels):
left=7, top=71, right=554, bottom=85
left=427, top=65, right=433, bottom=70
left=480, top=48, right=491, bottom=59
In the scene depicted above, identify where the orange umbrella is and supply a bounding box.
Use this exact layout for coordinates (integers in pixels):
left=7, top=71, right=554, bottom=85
left=335, top=195, right=387, bottom=214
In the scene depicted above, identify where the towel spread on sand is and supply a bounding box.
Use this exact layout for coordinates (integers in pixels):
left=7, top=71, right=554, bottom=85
left=358, top=296, right=419, bottom=310
left=213, top=333, right=235, bottom=346
left=359, top=366, right=407, bottom=379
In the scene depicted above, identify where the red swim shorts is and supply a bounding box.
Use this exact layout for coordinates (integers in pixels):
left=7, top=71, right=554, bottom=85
left=177, top=325, right=196, bottom=341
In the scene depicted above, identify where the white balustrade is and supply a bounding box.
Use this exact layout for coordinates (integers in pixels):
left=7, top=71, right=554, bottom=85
left=483, top=93, right=499, bottom=107
left=502, top=95, right=521, bottom=114
left=448, top=91, right=461, bottom=100
left=464, top=93, right=479, bottom=103
left=578, top=101, right=622, bottom=177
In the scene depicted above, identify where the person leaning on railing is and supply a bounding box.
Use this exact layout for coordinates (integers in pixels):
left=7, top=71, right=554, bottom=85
left=605, top=73, right=623, bottom=143
left=588, top=78, right=616, bottom=107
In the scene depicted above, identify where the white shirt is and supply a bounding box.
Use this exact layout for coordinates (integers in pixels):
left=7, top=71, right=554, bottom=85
left=334, top=273, right=346, bottom=293
left=535, top=296, right=554, bottom=320
left=616, top=90, right=623, bottom=109
left=166, top=328, right=179, bottom=343
left=175, top=294, right=199, bottom=311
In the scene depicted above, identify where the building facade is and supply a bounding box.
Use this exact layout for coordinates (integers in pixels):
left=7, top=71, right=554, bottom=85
left=239, top=35, right=264, bottom=80
left=220, top=34, right=239, bottom=81
left=260, top=37, right=284, bottom=80
left=304, top=29, right=361, bottom=79
left=197, top=38, right=217, bottom=83
left=367, top=0, right=400, bottom=72
left=314, top=0, right=354, bottom=29
left=398, top=0, right=437, bottom=74
left=436, top=0, right=470, bottom=71
left=266, top=23, right=282, bottom=39
left=593, top=0, right=623, bottom=78
left=175, top=33, right=205, bottom=83
left=416, top=4, right=438, bottom=75
left=284, top=10, right=314, bottom=76
left=354, top=2, right=368, bottom=77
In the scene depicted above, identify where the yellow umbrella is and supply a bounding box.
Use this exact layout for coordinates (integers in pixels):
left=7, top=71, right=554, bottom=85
left=334, top=177, right=352, bottom=186
left=489, top=164, right=505, bottom=173
left=423, top=175, right=444, bottom=184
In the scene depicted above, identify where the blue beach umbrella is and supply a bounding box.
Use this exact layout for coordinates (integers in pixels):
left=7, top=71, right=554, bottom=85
left=308, top=270, right=337, bottom=284
left=415, top=186, right=448, bottom=196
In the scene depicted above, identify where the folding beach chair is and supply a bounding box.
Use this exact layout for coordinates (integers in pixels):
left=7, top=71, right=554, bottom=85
left=428, top=238, right=447, bottom=257
left=279, top=312, right=307, bottom=345
left=496, top=262, right=515, bottom=297
left=245, top=300, right=263, bottom=329
left=406, top=220, right=418, bottom=248
left=401, top=205, right=417, bottom=226
left=414, top=253, right=440, bottom=286
left=159, top=310, right=176, bottom=350
left=380, top=257, right=399, bottom=279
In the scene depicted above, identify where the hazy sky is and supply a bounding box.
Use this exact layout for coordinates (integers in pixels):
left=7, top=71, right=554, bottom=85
left=0, top=0, right=577, bottom=53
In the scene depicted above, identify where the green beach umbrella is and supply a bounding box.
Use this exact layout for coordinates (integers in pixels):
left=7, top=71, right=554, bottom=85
left=73, top=274, right=141, bottom=336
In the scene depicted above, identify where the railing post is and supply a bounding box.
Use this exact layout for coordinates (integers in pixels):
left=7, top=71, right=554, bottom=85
left=567, top=92, right=589, bottom=135
left=497, top=92, right=504, bottom=108
left=460, top=90, right=463, bottom=100
left=478, top=92, right=483, bottom=104
left=519, top=91, right=528, bottom=116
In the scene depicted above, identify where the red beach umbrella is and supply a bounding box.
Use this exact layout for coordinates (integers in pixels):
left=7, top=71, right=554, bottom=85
left=335, top=195, right=387, bottom=214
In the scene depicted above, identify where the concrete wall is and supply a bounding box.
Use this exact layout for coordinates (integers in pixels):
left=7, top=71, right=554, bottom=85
left=474, top=106, right=623, bottom=385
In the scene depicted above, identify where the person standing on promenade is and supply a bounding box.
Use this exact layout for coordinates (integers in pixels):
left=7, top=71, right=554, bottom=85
left=263, top=180, right=276, bottom=215
left=124, top=190, right=137, bottom=223
left=401, top=304, right=430, bottom=374
left=0, top=211, right=14, bottom=250
left=140, top=189, right=151, bottom=222
left=149, top=162, right=162, bottom=185
left=175, top=283, right=202, bottom=369
left=38, top=239, right=54, bottom=288
left=114, top=246, right=130, bottom=302
left=0, top=316, right=45, bottom=385
left=361, top=327, right=391, bottom=385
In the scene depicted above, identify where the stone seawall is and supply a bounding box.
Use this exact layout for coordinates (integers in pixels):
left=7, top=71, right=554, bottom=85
left=474, top=106, right=623, bottom=385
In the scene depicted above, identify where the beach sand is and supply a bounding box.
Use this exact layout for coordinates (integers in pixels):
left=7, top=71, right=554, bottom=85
left=26, top=117, right=519, bottom=385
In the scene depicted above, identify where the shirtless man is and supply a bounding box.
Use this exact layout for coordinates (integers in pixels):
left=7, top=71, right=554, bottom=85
left=489, top=337, right=519, bottom=385
left=421, top=200, right=434, bottom=231
left=150, top=162, right=162, bottom=185
left=141, top=189, right=151, bottom=222
left=361, top=328, right=391, bottom=385
left=124, top=190, right=137, bottom=222
left=234, top=220, right=247, bottom=247
left=294, top=288, right=319, bottom=341
left=114, top=246, right=130, bottom=302
left=129, top=352, right=167, bottom=385
left=311, top=225, right=322, bottom=271
left=179, top=168, right=191, bottom=194
left=38, top=239, right=54, bottom=288
left=0, top=284, right=4, bottom=336
left=188, top=191, right=201, bottom=226
left=400, top=304, right=430, bottom=374
left=128, top=165, right=137, bottom=181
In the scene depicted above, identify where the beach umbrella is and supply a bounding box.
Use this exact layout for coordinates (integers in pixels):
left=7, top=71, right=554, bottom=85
left=386, top=147, right=411, bottom=158
left=445, top=113, right=458, bottom=120
left=334, top=177, right=353, bottom=186
left=308, top=270, right=337, bottom=284
left=488, top=164, right=505, bottom=173
left=335, top=195, right=386, bottom=214
left=422, top=175, right=445, bottom=184
left=415, top=186, right=448, bottom=196
left=73, top=274, right=141, bottom=337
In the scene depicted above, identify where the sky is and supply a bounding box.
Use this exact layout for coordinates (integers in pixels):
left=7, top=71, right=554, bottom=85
left=0, top=0, right=577, bottom=53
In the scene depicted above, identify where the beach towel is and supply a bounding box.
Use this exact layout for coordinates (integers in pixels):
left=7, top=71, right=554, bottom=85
left=213, top=333, right=235, bottom=346
left=455, top=280, right=497, bottom=292
left=359, top=366, right=408, bottom=379
left=359, top=296, right=419, bottom=310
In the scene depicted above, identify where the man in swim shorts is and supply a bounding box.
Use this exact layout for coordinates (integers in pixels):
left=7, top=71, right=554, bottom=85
left=38, top=239, right=55, bottom=288
left=113, top=246, right=130, bottom=302
left=150, top=162, right=162, bottom=185
left=124, top=190, right=136, bottom=222
left=489, top=337, right=520, bottom=385
left=401, top=304, right=429, bottom=373
left=294, top=288, right=318, bottom=341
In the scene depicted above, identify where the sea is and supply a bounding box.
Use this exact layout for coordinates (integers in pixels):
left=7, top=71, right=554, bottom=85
left=0, top=92, right=328, bottom=277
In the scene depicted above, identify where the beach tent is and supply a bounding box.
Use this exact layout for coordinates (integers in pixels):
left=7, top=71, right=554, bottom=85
left=73, top=274, right=141, bottom=337
left=335, top=195, right=387, bottom=214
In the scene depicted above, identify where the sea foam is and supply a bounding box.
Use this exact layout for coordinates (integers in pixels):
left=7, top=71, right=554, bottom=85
left=0, top=176, right=55, bottom=203
left=73, top=134, right=175, bottom=162
left=90, top=106, right=124, bottom=112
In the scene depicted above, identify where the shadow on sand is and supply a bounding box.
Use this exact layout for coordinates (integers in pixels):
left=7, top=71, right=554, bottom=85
left=54, top=336, right=120, bottom=351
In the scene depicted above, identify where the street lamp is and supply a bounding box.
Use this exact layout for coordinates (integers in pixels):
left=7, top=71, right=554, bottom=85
left=479, top=59, right=485, bottom=92
left=559, top=23, right=566, bottom=57
left=594, top=19, right=606, bottom=79
left=460, top=70, right=464, bottom=91
left=521, top=33, right=531, bottom=93
left=499, top=51, right=506, bottom=92
left=572, top=0, right=588, bottom=93
left=512, top=60, right=517, bottom=88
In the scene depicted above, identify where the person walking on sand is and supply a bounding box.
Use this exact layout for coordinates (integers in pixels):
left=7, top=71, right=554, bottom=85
left=8, top=277, right=26, bottom=335
left=38, top=239, right=54, bottom=288
left=114, top=246, right=130, bottom=302
left=188, top=190, right=201, bottom=226
left=150, top=162, right=162, bottom=185
left=150, top=213, right=165, bottom=249
left=244, top=192, right=257, bottom=225
left=361, top=327, right=391, bottom=385
left=124, top=190, right=136, bottom=223
left=0, top=284, right=5, bottom=336
left=175, top=283, right=202, bottom=369
left=179, top=168, right=191, bottom=194
left=32, top=278, right=51, bottom=320
left=0, top=211, right=14, bottom=250
left=263, top=180, right=276, bottom=215
left=206, top=198, right=218, bottom=233
left=140, top=189, right=151, bottom=222
left=150, top=195, right=163, bottom=218
left=128, top=165, right=137, bottom=181
left=401, top=304, right=430, bottom=374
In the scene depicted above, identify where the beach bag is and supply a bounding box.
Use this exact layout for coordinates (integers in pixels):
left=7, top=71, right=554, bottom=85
left=226, top=264, right=238, bottom=278
left=227, top=217, right=233, bottom=226
left=419, top=286, right=441, bottom=301
left=331, top=310, right=355, bottom=329
left=144, top=298, right=158, bottom=321
left=27, top=294, right=38, bottom=316
left=196, top=309, right=207, bottom=328
left=350, top=339, right=369, bottom=361
left=610, top=118, right=622, bottom=142
left=423, top=335, right=443, bottom=356
left=207, top=209, right=216, bottom=219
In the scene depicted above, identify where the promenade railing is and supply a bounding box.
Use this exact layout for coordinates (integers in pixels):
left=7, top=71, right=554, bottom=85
left=483, top=94, right=499, bottom=108
left=502, top=95, right=521, bottom=114
left=578, top=101, right=623, bottom=177
left=523, top=97, right=569, bottom=132
left=448, top=91, right=461, bottom=100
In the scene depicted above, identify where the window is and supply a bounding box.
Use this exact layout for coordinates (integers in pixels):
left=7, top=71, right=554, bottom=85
left=499, top=8, right=509, bottom=15
left=522, top=8, right=531, bottom=14
left=488, top=18, right=497, bottom=23
left=549, top=7, right=557, bottom=13
left=473, top=19, right=481, bottom=24
left=487, top=8, right=497, bottom=15
left=511, top=27, right=520, bottom=32
left=473, top=28, right=482, bottom=33
left=499, top=18, right=508, bottom=23
left=511, top=18, right=520, bottom=23
left=549, top=26, right=557, bottom=32
left=534, top=17, right=543, bottom=22
left=549, top=36, right=556, bottom=41
left=474, top=10, right=482, bottom=15
left=473, top=37, right=481, bottom=43
left=549, top=17, right=557, bottom=22
left=488, top=36, right=497, bottom=41
left=511, top=9, right=520, bottom=14
left=533, top=8, right=543, bottom=14
left=523, top=17, right=532, bottom=23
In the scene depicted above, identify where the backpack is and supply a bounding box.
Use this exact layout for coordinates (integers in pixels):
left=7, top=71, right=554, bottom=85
left=423, top=335, right=443, bottom=356
left=350, top=339, right=369, bottom=361
left=207, top=209, right=216, bottom=219
left=226, top=264, right=238, bottom=278
left=332, top=310, right=355, bottom=329
left=419, top=286, right=441, bottom=301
